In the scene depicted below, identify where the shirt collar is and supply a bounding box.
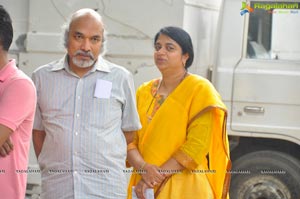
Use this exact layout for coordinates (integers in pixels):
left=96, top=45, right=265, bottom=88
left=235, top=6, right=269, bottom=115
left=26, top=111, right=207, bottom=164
left=0, top=59, right=17, bottom=82
left=50, top=55, right=68, bottom=72
left=50, top=55, right=111, bottom=73
left=94, top=56, right=111, bottom=73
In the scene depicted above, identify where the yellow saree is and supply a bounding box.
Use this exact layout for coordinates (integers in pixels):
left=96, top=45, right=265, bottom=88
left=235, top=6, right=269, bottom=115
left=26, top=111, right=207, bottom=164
left=127, top=74, right=231, bottom=199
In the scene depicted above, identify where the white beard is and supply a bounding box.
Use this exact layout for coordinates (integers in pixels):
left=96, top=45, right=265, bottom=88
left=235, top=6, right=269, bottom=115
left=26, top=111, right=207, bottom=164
left=72, top=57, right=95, bottom=68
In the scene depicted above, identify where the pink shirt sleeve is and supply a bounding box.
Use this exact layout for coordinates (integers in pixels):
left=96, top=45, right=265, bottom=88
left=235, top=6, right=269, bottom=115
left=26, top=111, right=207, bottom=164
left=0, top=79, right=36, bottom=131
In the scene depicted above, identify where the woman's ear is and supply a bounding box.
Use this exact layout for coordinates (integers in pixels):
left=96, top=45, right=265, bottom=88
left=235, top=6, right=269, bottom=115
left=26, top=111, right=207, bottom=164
left=182, top=53, right=189, bottom=67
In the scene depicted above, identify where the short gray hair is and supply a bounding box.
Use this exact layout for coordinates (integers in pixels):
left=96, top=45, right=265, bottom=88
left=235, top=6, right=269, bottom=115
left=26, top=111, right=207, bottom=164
left=62, top=9, right=107, bottom=56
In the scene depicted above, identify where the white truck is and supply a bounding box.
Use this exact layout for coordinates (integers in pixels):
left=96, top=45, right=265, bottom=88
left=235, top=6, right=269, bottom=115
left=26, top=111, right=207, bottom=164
left=207, top=1, right=300, bottom=199
left=2, top=0, right=300, bottom=198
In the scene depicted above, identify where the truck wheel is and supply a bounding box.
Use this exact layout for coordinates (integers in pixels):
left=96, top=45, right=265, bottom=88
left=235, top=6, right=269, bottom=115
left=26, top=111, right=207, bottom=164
left=230, top=150, right=300, bottom=199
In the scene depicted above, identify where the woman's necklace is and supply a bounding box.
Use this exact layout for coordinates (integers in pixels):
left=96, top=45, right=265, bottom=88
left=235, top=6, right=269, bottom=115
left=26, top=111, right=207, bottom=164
left=146, top=70, right=188, bottom=122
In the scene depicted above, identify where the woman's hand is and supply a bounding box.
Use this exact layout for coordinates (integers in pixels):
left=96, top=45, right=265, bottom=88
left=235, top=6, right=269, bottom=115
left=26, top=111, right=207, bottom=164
left=141, top=163, right=165, bottom=187
left=134, top=179, right=151, bottom=199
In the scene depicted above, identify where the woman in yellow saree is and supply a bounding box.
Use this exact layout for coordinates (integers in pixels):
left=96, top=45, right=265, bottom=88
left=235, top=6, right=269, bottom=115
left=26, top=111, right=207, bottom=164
left=127, top=26, right=231, bottom=199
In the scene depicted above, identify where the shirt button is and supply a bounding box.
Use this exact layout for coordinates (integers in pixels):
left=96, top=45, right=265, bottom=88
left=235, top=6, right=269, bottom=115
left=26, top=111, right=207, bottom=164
left=78, top=96, right=81, bottom=100
left=76, top=113, right=80, bottom=117
left=75, top=132, right=78, bottom=136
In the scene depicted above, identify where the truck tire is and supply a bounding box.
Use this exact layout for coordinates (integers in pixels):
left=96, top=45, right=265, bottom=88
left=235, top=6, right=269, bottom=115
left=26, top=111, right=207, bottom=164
left=230, top=150, right=300, bottom=199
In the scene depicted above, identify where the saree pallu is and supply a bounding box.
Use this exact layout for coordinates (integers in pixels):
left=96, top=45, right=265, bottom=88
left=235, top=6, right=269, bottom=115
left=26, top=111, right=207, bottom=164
left=127, top=74, right=231, bottom=199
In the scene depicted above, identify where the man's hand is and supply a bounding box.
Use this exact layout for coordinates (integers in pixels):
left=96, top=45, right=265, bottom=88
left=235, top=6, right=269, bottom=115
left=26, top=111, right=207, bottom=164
left=0, top=138, right=14, bottom=157
left=0, top=124, right=13, bottom=157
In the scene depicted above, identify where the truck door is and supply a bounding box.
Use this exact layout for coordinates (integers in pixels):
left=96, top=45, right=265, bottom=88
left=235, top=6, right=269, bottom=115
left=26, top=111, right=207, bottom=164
left=231, top=1, right=300, bottom=144
left=228, top=1, right=300, bottom=199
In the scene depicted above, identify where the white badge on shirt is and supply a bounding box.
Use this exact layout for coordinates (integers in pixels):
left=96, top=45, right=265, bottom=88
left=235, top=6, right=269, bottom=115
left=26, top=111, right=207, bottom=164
left=94, top=79, right=112, bottom=99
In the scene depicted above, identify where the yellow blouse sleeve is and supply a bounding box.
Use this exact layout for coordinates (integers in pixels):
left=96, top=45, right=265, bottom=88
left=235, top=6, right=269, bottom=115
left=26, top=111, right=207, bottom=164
left=172, top=110, right=213, bottom=170
left=127, top=134, right=138, bottom=151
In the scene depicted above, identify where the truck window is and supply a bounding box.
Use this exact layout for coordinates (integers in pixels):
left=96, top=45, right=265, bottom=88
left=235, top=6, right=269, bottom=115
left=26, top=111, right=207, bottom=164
left=246, top=1, right=300, bottom=61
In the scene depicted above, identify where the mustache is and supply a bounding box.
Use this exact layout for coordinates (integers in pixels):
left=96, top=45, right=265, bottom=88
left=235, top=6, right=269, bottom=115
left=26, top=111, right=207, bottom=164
left=74, top=50, right=95, bottom=60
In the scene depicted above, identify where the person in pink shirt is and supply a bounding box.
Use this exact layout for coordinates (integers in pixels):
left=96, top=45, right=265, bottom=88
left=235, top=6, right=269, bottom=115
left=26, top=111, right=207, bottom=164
left=0, top=5, right=37, bottom=199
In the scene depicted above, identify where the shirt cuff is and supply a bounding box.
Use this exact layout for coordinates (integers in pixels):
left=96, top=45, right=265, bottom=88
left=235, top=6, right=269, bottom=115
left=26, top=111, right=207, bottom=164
left=0, top=118, right=16, bottom=131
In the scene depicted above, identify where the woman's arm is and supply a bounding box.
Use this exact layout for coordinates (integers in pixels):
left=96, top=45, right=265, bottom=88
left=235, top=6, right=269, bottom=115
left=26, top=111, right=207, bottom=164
left=162, top=111, right=213, bottom=173
left=127, top=148, right=165, bottom=187
left=159, top=157, right=185, bottom=177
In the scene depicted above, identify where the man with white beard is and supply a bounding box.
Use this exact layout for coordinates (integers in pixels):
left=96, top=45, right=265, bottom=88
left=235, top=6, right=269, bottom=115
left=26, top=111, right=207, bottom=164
left=32, top=8, right=141, bottom=199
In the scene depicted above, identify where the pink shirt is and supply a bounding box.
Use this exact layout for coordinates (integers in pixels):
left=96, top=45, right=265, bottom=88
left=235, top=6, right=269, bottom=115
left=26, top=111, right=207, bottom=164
left=0, top=60, right=36, bottom=199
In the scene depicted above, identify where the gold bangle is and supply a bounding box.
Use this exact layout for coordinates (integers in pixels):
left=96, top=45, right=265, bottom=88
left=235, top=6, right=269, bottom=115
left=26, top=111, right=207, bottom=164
left=139, top=162, right=147, bottom=170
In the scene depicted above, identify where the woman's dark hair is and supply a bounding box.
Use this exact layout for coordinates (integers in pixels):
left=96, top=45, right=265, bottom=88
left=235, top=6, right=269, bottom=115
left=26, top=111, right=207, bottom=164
left=0, top=5, right=13, bottom=51
left=154, top=26, right=194, bottom=69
